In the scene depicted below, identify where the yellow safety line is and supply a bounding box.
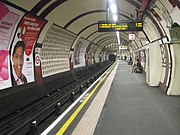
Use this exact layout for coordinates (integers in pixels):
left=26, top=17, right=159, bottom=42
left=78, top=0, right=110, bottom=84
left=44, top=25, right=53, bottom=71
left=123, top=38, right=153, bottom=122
left=56, top=64, right=115, bottom=135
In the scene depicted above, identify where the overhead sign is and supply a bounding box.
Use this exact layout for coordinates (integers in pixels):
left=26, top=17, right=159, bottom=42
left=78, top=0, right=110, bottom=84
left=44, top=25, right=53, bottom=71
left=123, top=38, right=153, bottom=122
left=98, top=20, right=143, bottom=32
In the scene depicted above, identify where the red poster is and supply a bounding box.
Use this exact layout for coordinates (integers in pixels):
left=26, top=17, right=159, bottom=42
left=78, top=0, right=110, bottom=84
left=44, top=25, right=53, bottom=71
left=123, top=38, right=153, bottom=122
left=138, top=0, right=150, bottom=19
left=18, top=15, right=45, bottom=56
left=11, top=15, right=45, bottom=86
left=168, top=0, right=180, bottom=8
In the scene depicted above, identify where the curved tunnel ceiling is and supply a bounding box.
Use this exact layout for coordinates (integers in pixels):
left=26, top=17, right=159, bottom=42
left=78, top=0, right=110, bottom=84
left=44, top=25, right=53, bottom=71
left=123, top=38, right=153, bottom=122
left=99, top=36, right=130, bottom=48
left=97, top=36, right=118, bottom=45
left=7, top=0, right=165, bottom=51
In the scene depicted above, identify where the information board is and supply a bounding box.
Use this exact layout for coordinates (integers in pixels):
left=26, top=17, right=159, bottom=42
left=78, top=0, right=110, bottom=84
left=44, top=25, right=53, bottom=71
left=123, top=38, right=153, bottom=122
left=98, top=20, right=143, bottom=32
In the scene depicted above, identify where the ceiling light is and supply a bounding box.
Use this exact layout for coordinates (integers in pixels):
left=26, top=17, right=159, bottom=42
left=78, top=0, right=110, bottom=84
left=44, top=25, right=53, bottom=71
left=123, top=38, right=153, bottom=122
left=110, top=3, right=117, bottom=14
left=113, top=14, right=118, bottom=21
left=116, top=31, right=120, bottom=45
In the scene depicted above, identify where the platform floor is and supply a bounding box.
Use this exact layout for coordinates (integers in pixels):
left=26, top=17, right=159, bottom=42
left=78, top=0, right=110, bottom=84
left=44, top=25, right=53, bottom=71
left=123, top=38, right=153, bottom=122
left=71, top=61, right=180, bottom=135
left=46, top=61, right=180, bottom=135
left=93, top=61, right=180, bottom=135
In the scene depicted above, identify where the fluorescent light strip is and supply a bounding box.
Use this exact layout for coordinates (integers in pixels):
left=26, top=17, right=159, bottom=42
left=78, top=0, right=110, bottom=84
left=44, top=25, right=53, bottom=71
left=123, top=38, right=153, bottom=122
left=110, top=3, right=117, bottom=14
left=116, top=31, right=120, bottom=45
left=113, top=14, right=118, bottom=21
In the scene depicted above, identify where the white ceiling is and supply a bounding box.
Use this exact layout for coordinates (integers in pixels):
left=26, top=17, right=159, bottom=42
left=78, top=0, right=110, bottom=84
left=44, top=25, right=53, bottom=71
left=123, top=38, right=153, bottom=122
left=7, top=0, right=164, bottom=50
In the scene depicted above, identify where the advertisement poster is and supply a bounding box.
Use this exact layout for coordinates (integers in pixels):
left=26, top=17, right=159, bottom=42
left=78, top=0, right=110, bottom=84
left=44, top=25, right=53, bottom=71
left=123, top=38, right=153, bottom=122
left=11, top=14, right=45, bottom=86
left=102, top=51, right=107, bottom=61
left=41, top=24, right=76, bottom=77
left=0, top=2, right=24, bottom=90
left=87, top=44, right=98, bottom=65
left=140, top=50, right=146, bottom=69
left=168, top=0, right=180, bottom=8
left=94, top=47, right=103, bottom=63
left=138, top=0, right=150, bottom=19
left=74, top=37, right=90, bottom=68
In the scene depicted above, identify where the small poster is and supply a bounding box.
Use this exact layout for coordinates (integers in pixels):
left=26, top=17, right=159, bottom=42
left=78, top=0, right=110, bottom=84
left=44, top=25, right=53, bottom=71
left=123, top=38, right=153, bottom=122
left=74, top=37, right=90, bottom=68
left=87, top=44, right=98, bottom=65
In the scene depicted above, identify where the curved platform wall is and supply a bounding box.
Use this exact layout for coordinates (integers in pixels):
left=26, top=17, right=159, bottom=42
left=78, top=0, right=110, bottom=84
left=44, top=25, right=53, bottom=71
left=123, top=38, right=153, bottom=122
left=147, top=42, right=162, bottom=86
left=168, top=42, right=180, bottom=95
left=167, top=26, right=180, bottom=95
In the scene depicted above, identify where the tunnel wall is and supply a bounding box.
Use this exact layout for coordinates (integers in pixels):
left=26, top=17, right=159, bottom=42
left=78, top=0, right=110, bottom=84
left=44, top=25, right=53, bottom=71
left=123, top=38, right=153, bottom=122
left=167, top=26, right=180, bottom=95
left=0, top=1, right=106, bottom=119
left=168, top=42, right=180, bottom=95
left=152, top=1, right=180, bottom=94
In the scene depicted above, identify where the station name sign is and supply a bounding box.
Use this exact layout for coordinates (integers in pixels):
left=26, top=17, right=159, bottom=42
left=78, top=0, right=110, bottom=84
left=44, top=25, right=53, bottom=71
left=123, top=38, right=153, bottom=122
left=98, top=20, right=143, bottom=32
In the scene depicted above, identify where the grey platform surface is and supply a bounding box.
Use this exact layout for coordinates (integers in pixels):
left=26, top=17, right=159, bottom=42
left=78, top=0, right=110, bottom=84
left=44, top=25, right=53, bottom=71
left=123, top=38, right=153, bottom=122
left=94, top=61, right=180, bottom=135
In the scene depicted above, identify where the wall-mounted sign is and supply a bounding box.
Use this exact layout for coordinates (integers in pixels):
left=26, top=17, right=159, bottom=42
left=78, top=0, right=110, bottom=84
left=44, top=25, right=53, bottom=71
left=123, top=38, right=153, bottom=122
left=98, top=20, right=143, bottom=32
left=129, top=34, right=136, bottom=40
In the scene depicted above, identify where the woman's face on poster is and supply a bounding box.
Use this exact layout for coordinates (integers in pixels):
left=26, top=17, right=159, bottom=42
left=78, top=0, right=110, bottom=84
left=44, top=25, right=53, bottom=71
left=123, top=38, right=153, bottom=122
left=12, top=46, right=24, bottom=78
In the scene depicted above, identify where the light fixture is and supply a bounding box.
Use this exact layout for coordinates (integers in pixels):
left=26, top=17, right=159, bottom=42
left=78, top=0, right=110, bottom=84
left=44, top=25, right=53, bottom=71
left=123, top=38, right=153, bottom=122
left=113, top=14, right=118, bottom=21
left=110, top=3, right=117, bottom=14
left=116, top=31, right=120, bottom=45
left=107, top=0, right=118, bottom=22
